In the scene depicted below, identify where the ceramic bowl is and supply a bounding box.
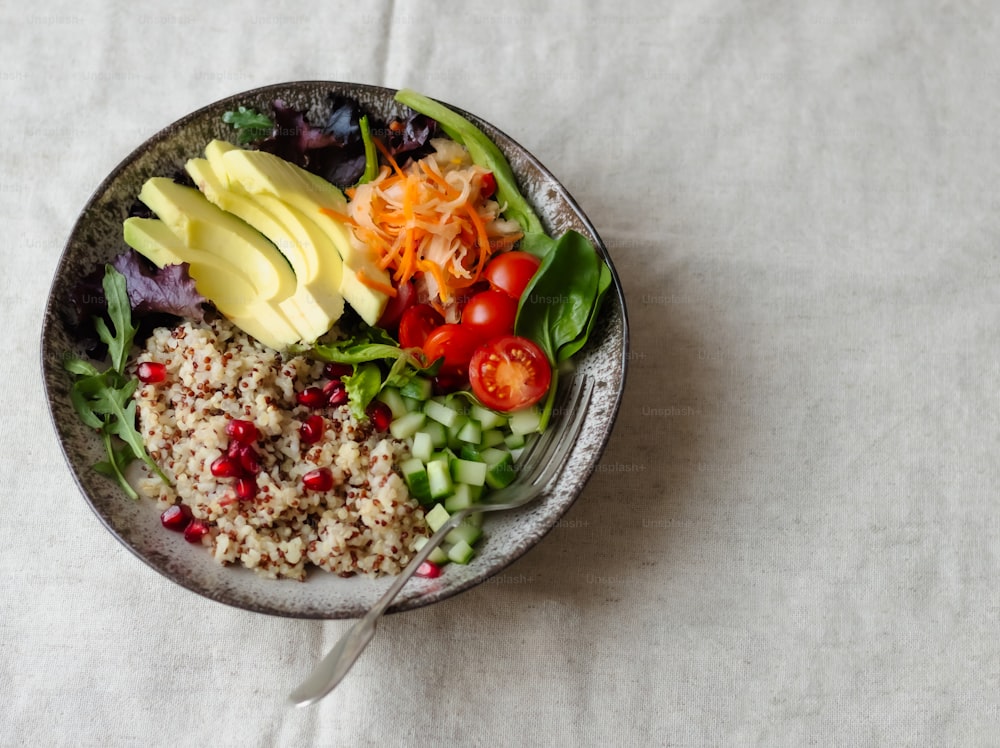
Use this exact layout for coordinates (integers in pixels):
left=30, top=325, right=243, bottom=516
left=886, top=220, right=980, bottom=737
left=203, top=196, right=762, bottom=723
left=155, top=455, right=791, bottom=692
left=41, top=81, right=628, bottom=618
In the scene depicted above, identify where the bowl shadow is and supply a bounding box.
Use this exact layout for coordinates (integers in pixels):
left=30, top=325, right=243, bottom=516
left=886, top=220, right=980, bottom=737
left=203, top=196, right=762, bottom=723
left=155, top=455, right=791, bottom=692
left=443, top=245, right=727, bottom=614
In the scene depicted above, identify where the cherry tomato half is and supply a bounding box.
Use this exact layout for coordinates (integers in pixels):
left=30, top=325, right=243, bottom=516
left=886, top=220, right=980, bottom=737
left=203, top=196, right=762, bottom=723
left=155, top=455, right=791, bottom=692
left=468, top=335, right=552, bottom=412
left=461, top=289, right=517, bottom=341
left=423, top=324, right=483, bottom=381
left=399, top=304, right=445, bottom=350
left=375, top=279, right=417, bottom=333
left=480, top=172, right=497, bottom=200
left=483, top=251, right=541, bottom=300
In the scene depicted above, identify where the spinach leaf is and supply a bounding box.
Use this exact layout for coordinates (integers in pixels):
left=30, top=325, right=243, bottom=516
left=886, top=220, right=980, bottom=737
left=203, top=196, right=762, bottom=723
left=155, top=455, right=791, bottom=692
left=557, top=259, right=613, bottom=362
left=395, top=89, right=555, bottom=257
left=515, top=230, right=602, bottom=364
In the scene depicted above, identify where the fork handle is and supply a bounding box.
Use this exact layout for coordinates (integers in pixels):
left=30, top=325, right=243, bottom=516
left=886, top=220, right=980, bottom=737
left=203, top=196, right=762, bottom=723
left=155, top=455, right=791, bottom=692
left=288, top=511, right=473, bottom=707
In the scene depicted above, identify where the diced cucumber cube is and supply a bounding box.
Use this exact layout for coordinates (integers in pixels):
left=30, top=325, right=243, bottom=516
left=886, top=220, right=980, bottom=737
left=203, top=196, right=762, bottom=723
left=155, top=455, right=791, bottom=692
left=446, top=415, right=470, bottom=450
left=411, top=431, right=434, bottom=462
left=480, top=447, right=509, bottom=465
left=422, top=419, right=447, bottom=449
left=445, top=517, right=482, bottom=546
left=485, top=450, right=517, bottom=489
left=451, top=458, right=487, bottom=487
left=510, top=447, right=525, bottom=461
left=470, top=403, right=508, bottom=430
left=425, top=503, right=450, bottom=532
left=430, top=448, right=456, bottom=466
left=447, top=539, right=475, bottom=565
left=424, top=399, right=462, bottom=428
left=403, top=396, right=423, bottom=413
left=465, top=509, right=484, bottom=527
left=412, top=535, right=449, bottom=565
left=427, top=460, right=454, bottom=500
left=480, top=428, right=506, bottom=448
left=456, top=419, right=482, bottom=445
left=389, top=411, right=426, bottom=440
left=509, top=407, right=542, bottom=436
left=444, top=483, right=477, bottom=512
left=400, top=457, right=431, bottom=503
left=376, top=387, right=408, bottom=419
left=503, top=432, right=526, bottom=449
left=459, top=444, right=483, bottom=462
left=400, top=376, right=433, bottom=401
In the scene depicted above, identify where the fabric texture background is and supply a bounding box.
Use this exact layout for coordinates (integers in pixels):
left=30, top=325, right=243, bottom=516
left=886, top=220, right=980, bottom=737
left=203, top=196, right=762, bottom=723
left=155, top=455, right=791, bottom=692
left=4, top=1, right=999, bottom=745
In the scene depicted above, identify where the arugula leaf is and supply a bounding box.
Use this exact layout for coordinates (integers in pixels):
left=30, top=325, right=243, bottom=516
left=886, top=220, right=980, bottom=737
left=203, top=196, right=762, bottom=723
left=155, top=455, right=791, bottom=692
left=64, top=358, right=99, bottom=377
left=222, top=106, right=274, bottom=145
left=94, top=432, right=138, bottom=500
left=395, top=89, right=554, bottom=257
left=64, top=264, right=169, bottom=498
left=95, top=265, right=138, bottom=374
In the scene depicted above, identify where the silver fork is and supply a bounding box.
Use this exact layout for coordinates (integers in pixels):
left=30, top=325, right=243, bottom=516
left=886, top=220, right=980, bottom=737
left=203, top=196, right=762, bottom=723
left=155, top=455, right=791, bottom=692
left=289, top=373, right=594, bottom=707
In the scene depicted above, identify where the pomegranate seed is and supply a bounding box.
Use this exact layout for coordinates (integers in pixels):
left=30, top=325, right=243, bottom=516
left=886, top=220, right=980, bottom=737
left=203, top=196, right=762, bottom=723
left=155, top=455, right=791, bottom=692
left=235, top=476, right=257, bottom=501
left=183, top=519, right=209, bottom=543
left=226, top=418, right=258, bottom=445
left=366, top=401, right=393, bottom=432
left=227, top=440, right=242, bottom=458
left=324, top=380, right=348, bottom=407
left=137, top=361, right=166, bottom=384
left=210, top=455, right=242, bottom=478
left=480, top=172, right=497, bottom=199
left=415, top=560, right=442, bottom=578
left=238, top=445, right=261, bottom=475
left=323, top=362, right=354, bottom=379
left=299, top=414, right=325, bottom=444
left=302, top=467, right=334, bottom=492
left=297, top=386, right=327, bottom=409
left=160, top=504, right=192, bottom=532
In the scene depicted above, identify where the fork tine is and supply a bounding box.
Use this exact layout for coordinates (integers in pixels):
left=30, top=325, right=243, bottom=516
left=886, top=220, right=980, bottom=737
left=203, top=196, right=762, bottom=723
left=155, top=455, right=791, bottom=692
left=482, top=374, right=593, bottom=512
left=527, top=374, right=594, bottom=489
left=510, top=372, right=586, bottom=482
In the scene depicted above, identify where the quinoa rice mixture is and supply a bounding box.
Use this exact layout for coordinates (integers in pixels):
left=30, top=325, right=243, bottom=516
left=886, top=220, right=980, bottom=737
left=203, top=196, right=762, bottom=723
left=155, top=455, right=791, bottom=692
left=132, top=317, right=429, bottom=580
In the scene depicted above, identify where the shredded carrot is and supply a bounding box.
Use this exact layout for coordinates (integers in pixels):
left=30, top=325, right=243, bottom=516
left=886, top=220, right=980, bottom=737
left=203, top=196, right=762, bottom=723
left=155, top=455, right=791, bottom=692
left=356, top=268, right=398, bottom=297
left=373, top=137, right=405, bottom=178
left=318, top=206, right=354, bottom=224
left=345, top=144, right=523, bottom=309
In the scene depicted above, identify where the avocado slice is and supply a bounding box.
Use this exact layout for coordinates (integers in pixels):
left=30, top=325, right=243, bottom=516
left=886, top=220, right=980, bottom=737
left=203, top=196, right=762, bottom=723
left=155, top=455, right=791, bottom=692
left=137, top=178, right=296, bottom=304
left=185, top=157, right=345, bottom=341
left=219, top=146, right=391, bottom=326
left=122, top=217, right=303, bottom=350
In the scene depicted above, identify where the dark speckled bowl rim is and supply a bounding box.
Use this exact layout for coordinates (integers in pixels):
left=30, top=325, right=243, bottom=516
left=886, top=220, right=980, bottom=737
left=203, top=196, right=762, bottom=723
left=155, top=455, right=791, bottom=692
left=41, top=81, right=629, bottom=618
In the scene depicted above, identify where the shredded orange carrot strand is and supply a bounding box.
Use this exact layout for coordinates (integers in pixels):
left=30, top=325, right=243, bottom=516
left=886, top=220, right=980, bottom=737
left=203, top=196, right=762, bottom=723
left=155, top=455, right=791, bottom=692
left=356, top=268, right=397, bottom=297
left=318, top=206, right=354, bottom=224
left=373, top=137, right=405, bottom=178
left=345, top=146, right=523, bottom=307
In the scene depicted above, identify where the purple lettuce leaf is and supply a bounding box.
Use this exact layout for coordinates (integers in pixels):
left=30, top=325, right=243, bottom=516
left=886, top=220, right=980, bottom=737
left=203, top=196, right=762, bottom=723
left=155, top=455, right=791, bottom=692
left=111, top=251, right=207, bottom=322
left=247, top=94, right=438, bottom=189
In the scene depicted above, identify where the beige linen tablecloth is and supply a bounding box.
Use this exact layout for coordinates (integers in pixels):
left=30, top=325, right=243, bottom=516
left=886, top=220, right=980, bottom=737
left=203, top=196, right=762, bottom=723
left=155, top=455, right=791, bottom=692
left=5, top=1, right=1000, bottom=745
